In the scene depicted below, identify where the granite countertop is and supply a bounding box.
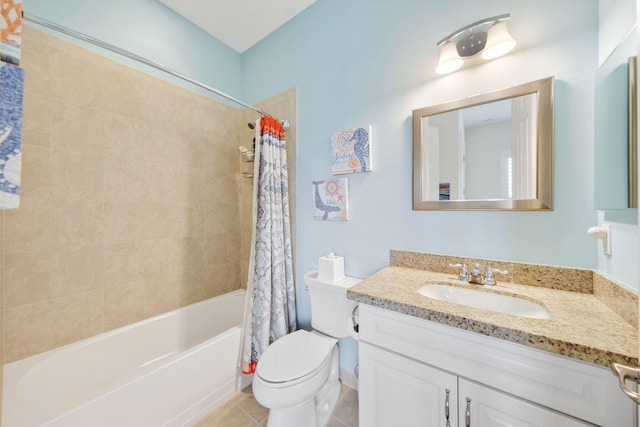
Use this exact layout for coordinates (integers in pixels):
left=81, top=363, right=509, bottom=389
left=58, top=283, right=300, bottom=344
left=347, top=266, right=638, bottom=368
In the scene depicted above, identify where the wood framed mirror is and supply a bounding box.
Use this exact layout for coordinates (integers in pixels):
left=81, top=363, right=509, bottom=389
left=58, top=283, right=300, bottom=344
left=412, top=77, right=554, bottom=210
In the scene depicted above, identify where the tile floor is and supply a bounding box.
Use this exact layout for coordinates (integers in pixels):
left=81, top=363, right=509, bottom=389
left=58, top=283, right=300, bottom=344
left=196, top=383, right=359, bottom=427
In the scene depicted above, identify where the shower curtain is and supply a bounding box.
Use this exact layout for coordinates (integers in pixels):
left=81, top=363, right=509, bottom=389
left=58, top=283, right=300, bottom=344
left=241, top=116, right=296, bottom=375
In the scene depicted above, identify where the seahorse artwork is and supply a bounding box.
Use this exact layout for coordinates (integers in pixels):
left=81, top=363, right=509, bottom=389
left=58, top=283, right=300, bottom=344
left=331, top=125, right=372, bottom=174
left=312, top=179, right=349, bottom=221
left=349, top=127, right=369, bottom=172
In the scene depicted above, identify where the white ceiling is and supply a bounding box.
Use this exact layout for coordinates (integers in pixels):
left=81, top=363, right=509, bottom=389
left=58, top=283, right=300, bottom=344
left=158, top=0, right=317, bottom=53
left=461, top=99, right=512, bottom=128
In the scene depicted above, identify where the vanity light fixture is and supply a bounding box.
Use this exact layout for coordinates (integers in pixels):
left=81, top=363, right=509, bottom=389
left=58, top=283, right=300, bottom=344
left=435, top=14, right=516, bottom=75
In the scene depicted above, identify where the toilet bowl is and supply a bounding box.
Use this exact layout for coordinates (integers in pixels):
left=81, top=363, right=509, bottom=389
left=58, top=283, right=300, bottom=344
left=252, top=330, right=340, bottom=427
left=252, top=270, right=360, bottom=427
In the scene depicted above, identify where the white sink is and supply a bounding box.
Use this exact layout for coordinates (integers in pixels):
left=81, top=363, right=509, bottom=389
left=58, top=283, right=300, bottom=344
left=418, top=284, right=550, bottom=319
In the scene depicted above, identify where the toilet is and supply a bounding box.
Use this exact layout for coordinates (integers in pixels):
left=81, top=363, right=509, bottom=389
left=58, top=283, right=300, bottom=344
left=252, top=270, right=360, bottom=427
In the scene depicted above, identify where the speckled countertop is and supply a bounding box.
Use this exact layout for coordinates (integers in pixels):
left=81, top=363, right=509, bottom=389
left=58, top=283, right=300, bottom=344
left=347, top=266, right=638, bottom=368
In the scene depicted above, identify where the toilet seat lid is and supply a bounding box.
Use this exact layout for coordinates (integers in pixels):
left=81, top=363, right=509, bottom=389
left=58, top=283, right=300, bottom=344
left=257, top=330, right=335, bottom=383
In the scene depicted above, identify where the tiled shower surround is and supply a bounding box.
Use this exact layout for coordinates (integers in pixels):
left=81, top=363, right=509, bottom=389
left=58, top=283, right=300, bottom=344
left=1, top=25, right=297, bottom=365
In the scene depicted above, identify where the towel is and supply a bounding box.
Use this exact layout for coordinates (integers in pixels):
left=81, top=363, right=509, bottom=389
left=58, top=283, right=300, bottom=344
left=0, top=0, right=22, bottom=65
left=0, top=60, right=24, bottom=208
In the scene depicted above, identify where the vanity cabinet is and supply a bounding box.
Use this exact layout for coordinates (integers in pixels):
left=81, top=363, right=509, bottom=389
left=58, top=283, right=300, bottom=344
left=360, top=342, right=458, bottom=426
left=458, top=378, right=591, bottom=426
left=358, top=304, right=634, bottom=427
left=360, top=343, right=590, bottom=426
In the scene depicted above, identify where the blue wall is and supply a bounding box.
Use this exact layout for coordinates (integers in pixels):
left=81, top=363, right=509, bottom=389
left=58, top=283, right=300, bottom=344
left=24, top=0, right=243, bottom=100
left=241, top=0, right=599, bottom=374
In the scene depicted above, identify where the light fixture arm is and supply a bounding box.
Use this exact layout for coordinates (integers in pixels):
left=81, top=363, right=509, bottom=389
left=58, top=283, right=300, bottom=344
left=436, top=13, right=511, bottom=47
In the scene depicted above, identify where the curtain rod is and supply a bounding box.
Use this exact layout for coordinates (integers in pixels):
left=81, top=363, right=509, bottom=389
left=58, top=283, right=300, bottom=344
left=22, top=12, right=290, bottom=131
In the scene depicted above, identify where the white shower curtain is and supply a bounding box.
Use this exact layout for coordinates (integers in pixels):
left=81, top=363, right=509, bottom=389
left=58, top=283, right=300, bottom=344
left=241, top=116, right=296, bottom=375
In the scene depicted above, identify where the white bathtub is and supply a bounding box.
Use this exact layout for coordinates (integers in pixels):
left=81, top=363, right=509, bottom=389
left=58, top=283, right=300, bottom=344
left=3, top=289, right=247, bottom=427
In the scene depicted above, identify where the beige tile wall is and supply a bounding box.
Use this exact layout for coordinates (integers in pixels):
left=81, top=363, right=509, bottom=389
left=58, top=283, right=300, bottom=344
left=3, top=25, right=246, bottom=363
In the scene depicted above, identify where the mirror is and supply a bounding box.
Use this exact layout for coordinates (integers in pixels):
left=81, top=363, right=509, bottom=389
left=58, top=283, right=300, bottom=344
left=412, top=77, right=554, bottom=210
left=630, top=56, right=638, bottom=208
left=594, top=25, right=637, bottom=209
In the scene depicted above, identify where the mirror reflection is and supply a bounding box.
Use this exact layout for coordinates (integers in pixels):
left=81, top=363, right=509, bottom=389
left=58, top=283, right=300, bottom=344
left=412, top=77, right=554, bottom=210
left=420, top=93, right=538, bottom=201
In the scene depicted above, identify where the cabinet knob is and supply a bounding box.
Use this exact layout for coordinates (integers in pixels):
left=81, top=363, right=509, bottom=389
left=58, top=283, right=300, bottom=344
left=465, top=398, right=471, bottom=427
left=444, top=388, right=450, bottom=422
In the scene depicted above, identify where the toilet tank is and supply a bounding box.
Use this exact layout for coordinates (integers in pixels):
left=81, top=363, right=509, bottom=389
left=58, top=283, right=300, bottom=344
left=304, top=270, right=360, bottom=338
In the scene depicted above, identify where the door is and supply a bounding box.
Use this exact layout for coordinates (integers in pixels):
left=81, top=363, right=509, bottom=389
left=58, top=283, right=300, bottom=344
left=359, top=342, right=458, bottom=427
left=422, top=125, right=440, bottom=201
left=458, top=114, right=466, bottom=200
left=459, top=379, right=593, bottom=427
left=612, top=4, right=640, bottom=425
left=510, top=93, right=537, bottom=199
left=612, top=356, right=640, bottom=426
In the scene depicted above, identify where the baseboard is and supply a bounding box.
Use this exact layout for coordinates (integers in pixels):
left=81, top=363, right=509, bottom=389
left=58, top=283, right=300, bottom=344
left=339, top=366, right=358, bottom=390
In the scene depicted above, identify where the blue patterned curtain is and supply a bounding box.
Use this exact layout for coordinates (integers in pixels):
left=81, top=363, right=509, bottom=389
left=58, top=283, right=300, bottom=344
left=241, top=116, right=296, bottom=374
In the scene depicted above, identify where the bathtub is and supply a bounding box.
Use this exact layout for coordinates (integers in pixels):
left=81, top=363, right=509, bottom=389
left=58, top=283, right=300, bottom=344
left=3, top=289, right=247, bottom=427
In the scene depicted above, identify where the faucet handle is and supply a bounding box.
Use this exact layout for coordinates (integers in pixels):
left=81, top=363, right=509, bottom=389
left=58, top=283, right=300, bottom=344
left=483, top=267, right=508, bottom=286
left=470, top=263, right=482, bottom=275
left=449, top=263, right=469, bottom=282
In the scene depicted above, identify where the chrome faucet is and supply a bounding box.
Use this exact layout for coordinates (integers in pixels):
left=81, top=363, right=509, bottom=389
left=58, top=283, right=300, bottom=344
left=483, top=267, right=508, bottom=286
left=449, top=263, right=469, bottom=282
left=469, top=263, right=483, bottom=284
left=463, top=263, right=508, bottom=285
left=451, top=263, right=508, bottom=285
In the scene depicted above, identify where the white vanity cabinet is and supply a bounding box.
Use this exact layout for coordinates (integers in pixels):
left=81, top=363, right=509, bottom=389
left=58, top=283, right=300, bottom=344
left=360, top=343, right=591, bottom=426
left=360, top=342, right=458, bottom=426
left=358, top=304, right=634, bottom=427
left=458, top=379, right=592, bottom=426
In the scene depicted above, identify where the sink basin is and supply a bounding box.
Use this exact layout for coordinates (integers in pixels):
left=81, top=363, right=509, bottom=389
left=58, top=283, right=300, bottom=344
left=418, top=284, right=550, bottom=319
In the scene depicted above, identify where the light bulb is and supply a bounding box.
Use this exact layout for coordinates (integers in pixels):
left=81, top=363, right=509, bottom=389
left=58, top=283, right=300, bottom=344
left=481, top=21, right=516, bottom=60
left=435, top=42, right=463, bottom=74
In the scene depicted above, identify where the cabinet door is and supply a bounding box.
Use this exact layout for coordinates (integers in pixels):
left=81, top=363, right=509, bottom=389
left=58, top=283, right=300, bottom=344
left=459, top=379, right=594, bottom=427
left=360, top=342, right=458, bottom=427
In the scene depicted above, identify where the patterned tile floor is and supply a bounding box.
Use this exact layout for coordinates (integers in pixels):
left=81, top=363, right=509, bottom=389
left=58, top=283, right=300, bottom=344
left=196, top=383, right=359, bottom=427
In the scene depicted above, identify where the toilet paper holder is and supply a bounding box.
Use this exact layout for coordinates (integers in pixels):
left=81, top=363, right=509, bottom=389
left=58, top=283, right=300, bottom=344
left=587, top=224, right=611, bottom=255
left=351, top=306, right=359, bottom=333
